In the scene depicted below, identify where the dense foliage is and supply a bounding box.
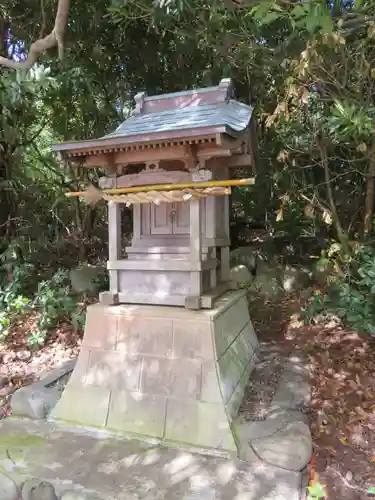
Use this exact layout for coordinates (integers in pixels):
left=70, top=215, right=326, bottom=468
left=1, top=0, right=375, bottom=343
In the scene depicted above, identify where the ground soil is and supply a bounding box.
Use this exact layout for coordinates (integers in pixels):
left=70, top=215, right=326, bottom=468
left=246, top=294, right=375, bottom=500
left=0, top=313, right=80, bottom=419
left=0, top=293, right=374, bottom=499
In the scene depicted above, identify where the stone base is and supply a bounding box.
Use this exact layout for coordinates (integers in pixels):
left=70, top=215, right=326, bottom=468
left=50, top=290, right=259, bottom=456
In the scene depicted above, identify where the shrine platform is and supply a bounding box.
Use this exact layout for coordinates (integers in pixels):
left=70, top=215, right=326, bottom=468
left=0, top=417, right=303, bottom=500
left=50, top=290, right=258, bottom=456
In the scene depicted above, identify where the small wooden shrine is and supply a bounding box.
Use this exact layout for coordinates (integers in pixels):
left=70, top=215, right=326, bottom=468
left=53, top=78, right=256, bottom=309
left=50, top=79, right=259, bottom=457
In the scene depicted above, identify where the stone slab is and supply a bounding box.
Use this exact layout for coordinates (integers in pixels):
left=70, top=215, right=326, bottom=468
left=237, top=413, right=312, bottom=472
left=0, top=418, right=303, bottom=500
left=270, top=373, right=311, bottom=413
left=235, top=348, right=313, bottom=473
left=11, top=360, right=76, bottom=420
left=0, top=472, right=19, bottom=500
left=251, top=420, right=312, bottom=472
left=21, top=478, right=58, bottom=500
left=270, top=355, right=311, bottom=413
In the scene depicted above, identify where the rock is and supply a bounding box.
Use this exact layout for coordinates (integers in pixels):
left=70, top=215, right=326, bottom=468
left=230, top=264, right=253, bottom=288
left=249, top=260, right=284, bottom=299
left=0, top=472, right=19, bottom=500
left=270, top=371, right=311, bottom=412
left=345, top=470, right=353, bottom=482
left=21, top=478, right=58, bottom=500
left=69, top=265, right=106, bottom=294
left=282, top=265, right=311, bottom=293
left=230, top=248, right=312, bottom=297
left=230, top=247, right=258, bottom=271
left=61, top=492, right=88, bottom=500
left=239, top=410, right=308, bottom=443
left=11, top=385, right=60, bottom=419
left=16, top=350, right=31, bottom=362
left=251, top=420, right=312, bottom=472
left=11, top=360, right=75, bottom=420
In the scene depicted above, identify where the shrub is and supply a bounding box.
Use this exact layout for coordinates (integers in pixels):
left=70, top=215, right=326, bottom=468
left=0, top=245, right=86, bottom=347
left=305, top=243, right=375, bottom=337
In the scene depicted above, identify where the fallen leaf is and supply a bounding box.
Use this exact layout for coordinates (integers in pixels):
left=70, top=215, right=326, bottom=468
left=324, top=446, right=337, bottom=456
left=308, top=482, right=327, bottom=498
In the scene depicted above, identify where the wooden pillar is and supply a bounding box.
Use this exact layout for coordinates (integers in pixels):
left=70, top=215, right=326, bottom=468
left=220, top=246, right=230, bottom=282
left=220, top=166, right=231, bottom=282
left=100, top=200, right=121, bottom=305
left=133, top=204, right=141, bottom=243
left=186, top=199, right=202, bottom=309
left=210, top=247, right=217, bottom=289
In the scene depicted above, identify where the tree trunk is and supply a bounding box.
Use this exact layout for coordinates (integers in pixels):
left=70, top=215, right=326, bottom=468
left=363, top=142, right=375, bottom=236
left=0, top=17, right=14, bottom=240
left=317, top=136, right=350, bottom=255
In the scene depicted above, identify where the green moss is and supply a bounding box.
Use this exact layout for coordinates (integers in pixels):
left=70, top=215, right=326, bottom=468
left=0, top=433, right=45, bottom=462
left=0, top=433, right=45, bottom=448
left=231, top=420, right=241, bottom=449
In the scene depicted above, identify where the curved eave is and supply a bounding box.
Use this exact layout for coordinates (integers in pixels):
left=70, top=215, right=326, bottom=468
left=52, top=123, right=249, bottom=158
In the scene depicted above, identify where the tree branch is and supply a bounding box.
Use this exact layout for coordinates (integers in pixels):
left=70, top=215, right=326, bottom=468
left=0, top=0, right=70, bottom=71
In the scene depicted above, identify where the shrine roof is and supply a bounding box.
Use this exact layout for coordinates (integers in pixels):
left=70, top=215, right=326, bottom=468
left=103, top=100, right=251, bottom=141
left=52, top=78, right=254, bottom=156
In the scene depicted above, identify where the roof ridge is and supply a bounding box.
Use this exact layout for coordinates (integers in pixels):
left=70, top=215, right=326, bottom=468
left=143, top=86, right=218, bottom=102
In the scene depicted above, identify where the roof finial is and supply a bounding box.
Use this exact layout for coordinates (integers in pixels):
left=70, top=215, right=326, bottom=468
left=218, top=78, right=234, bottom=102
left=134, top=91, right=147, bottom=115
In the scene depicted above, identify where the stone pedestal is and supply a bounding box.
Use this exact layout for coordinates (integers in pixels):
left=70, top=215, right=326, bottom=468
left=50, top=290, right=258, bottom=456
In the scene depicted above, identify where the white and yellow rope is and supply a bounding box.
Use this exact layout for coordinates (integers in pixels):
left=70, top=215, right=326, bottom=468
left=102, top=186, right=231, bottom=205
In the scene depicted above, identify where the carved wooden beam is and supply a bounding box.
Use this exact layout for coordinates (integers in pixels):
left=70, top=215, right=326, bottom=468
left=99, top=169, right=213, bottom=189
left=73, top=143, right=234, bottom=169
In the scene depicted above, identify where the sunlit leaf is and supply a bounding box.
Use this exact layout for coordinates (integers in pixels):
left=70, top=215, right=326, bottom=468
left=307, top=482, right=327, bottom=499
left=322, top=211, right=332, bottom=226
left=276, top=207, right=284, bottom=222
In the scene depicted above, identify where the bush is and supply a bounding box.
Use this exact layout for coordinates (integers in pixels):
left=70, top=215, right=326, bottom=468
left=305, top=243, right=375, bottom=337
left=0, top=243, right=86, bottom=347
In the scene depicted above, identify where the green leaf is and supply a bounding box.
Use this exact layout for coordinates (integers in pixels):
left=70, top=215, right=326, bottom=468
left=368, top=487, right=375, bottom=495
left=291, top=4, right=307, bottom=19
left=262, top=11, right=281, bottom=25
left=320, top=13, right=334, bottom=34
left=305, top=8, right=318, bottom=33
left=250, top=2, right=273, bottom=21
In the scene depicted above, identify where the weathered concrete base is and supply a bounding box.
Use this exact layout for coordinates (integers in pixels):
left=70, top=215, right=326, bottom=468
left=0, top=418, right=304, bottom=500
left=11, top=360, right=76, bottom=420
left=50, top=290, right=259, bottom=456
